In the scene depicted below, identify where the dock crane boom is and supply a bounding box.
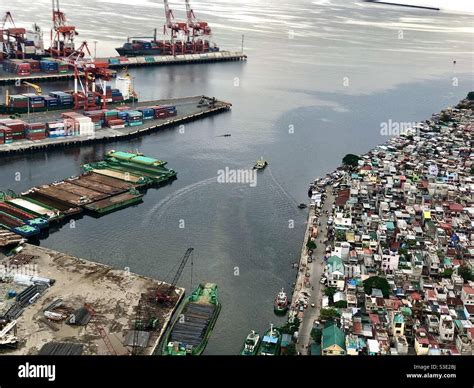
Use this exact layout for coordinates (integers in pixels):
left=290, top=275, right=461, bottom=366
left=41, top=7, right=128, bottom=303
left=153, top=247, right=194, bottom=305
left=50, top=0, right=77, bottom=57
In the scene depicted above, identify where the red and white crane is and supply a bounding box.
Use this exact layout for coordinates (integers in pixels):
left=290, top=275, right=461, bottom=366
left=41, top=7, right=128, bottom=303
left=63, top=41, right=114, bottom=110
left=163, top=0, right=188, bottom=55
left=0, top=12, right=26, bottom=60
left=50, top=0, right=77, bottom=57
left=185, top=0, right=212, bottom=53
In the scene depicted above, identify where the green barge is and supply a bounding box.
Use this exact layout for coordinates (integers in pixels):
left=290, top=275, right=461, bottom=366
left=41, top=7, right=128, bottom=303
left=163, top=283, right=221, bottom=356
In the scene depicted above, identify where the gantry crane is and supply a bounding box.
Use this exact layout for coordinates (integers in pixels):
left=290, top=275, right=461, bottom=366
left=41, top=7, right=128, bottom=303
left=49, top=0, right=77, bottom=57
left=0, top=12, right=26, bottom=60
left=185, top=0, right=211, bottom=52
left=163, top=0, right=188, bottom=55
left=63, top=41, right=114, bottom=110
left=152, top=248, right=194, bottom=306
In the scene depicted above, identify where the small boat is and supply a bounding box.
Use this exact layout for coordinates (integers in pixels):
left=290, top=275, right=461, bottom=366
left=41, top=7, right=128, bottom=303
left=298, top=203, right=307, bottom=209
left=274, top=288, right=289, bottom=315
left=253, top=157, right=268, bottom=170
left=240, top=330, right=260, bottom=355
left=257, top=324, right=281, bottom=356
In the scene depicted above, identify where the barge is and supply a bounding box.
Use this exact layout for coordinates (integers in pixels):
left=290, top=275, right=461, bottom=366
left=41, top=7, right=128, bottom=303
left=83, top=190, right=143, bottom=215
left=0, top=210, right=40, bottom=237
left=163, top=283, right=221, bottom=355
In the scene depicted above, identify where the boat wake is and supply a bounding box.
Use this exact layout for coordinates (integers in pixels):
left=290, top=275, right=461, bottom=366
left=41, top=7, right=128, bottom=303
left=143, top=176, right=218, bottom=224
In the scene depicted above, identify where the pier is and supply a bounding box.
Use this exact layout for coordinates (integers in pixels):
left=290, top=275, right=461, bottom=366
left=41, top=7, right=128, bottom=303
left=0, top=96, right=231, bottom=156
left=0, top=51, right=246, bottom=85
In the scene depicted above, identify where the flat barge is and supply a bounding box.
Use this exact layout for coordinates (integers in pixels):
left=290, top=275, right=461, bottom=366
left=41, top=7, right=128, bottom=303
left=162, top=283, right=221, bottom=356
left=0, top=96, right=231, bottom=156
left=1, top=152, right=176, bottom=240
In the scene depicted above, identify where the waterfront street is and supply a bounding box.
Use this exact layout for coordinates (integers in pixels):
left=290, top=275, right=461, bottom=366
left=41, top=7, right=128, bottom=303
left=296, top=186, right=334, bottom=354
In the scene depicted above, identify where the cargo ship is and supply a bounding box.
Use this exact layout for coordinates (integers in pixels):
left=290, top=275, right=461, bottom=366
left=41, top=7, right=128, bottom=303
left=257, top=324, right=281, bottom=356
left=274, top=288, right=289, bottom=315
left=240, top=330, right=260, bottom=356
left=116, top=39, right=219, bottom=57
left=163, top=283, right=221, bottom=356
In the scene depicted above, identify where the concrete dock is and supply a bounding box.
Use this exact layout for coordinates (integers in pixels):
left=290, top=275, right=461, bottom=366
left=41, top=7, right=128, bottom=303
left=0, top=243, right=184, bottom=355
left=0, top=96, right=231, bottom=156
left=0, top=51, right=246, bottom=85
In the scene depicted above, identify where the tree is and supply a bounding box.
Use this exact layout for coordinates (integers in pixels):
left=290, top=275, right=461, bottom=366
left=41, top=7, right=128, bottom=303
left=342, top=154, right=360, bottom=168
left=324, top=287, right=336, bottom=297
left=334, top=300, right=347, bottom=308
left=440, top=268, right=453, bottom=278
left=311, top=326, right=322, bottom=343
left=363, top=276, right=391, bottom=298
left=319, top=307, right=340, bottom=321
left=306, top=237, right=316, bottom=251
left=459, top=265, right=473, bottom=282
left=467, top=91, right=474, bottom=101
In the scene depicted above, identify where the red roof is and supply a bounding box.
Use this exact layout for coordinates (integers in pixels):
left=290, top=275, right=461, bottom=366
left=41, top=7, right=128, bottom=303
left=360, top=165, right=372, bottom=171
left=369, top=313, right=380, bottom=325
left=449, top=203, right=464, bottom=212
left=411, top=292, right=422, bottom=301
left=463, top=286, right=474, bottom=295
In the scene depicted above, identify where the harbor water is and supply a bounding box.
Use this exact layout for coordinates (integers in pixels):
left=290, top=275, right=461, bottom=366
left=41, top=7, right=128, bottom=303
left=0, top=0, right=472, bottom=354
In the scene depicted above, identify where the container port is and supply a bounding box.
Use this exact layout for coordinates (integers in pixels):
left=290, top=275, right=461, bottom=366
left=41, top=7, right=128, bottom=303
left=0, top=95, right=231, bottom=155
left=0, top=244, right=184, bottom=355
left=0, top=0, right=246, bottom=86
left=0, top=151, right=176, bottom=240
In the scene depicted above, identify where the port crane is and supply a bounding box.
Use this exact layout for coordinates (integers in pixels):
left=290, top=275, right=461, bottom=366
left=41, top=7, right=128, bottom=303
left=0, top=12, right=26, bottom=60
left=185, top=0, right=211, bottom=35
left=64, top=41, right=114, bottom=110
left=163, top=0, right=188, bottom=55
left=152, top=247, right=194, bottom=306
left=50, top=0, right=77, bottom=57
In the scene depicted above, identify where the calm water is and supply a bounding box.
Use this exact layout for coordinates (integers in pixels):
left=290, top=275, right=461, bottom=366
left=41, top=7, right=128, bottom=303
left=0, top=0, right=472, bottom=354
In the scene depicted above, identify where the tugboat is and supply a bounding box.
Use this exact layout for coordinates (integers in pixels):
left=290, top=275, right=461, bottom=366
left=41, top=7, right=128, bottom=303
left=274, top=288, right=289, bottom=315
left=257, top=324, right=281, bottom=355
left=253, top=157, right=268, bottom=170
left=240, top=330, right=260, bottom=356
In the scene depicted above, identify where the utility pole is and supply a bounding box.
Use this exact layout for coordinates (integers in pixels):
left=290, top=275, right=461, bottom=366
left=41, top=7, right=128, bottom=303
left=93, top=40, right=97, bottom=59
left=241, top=34, right=244, bottom=53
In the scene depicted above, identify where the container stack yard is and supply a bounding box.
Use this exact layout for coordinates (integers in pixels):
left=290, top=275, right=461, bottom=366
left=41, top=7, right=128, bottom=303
left=0, top=0, right=246, bottom=85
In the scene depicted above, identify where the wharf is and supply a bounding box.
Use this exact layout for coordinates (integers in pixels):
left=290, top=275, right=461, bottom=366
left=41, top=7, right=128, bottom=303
left=0, top=51, right=246, bottom=85
left=0, top=96, right=231, bottom=156
left=0, top=244, right=184, bottom=355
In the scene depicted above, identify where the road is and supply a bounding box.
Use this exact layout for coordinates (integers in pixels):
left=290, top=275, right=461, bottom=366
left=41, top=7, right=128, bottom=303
left=296, top=186, right=334, bottom=354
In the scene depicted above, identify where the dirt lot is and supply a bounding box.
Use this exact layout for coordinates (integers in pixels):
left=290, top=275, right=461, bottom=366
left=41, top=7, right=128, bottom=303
left=0, top=244, right=183, bottom=355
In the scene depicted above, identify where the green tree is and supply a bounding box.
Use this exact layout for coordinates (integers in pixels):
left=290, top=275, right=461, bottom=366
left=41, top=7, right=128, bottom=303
left=363, top=276, right=391, bottom=298
left=311, top=326, right=322, bottom=343
left=440, top=268, right=454, bottom=278
left=459, top=265, right=473, bottom=282
left=467, top=91, right=474, bottom=101
left=324, top=287, right=336, bottom=297
left=342, top=154, right=361, bottom=168
left=320, top=307, right=340, bottom=321
left=334, top=300, right=347, bottom=308
left=306, top=237, right=316, bottom=250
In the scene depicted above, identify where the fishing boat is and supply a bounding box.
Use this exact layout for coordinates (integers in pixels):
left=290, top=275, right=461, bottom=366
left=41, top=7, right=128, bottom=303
left=240, top=330, right=260, bottom=356
left=257, top=324, right=281, bottom=356
left=274, top=288, right=289, bottom=315
left=253, top=157, right=268, bottom=170
left=163, top=283, right=221, bottom=356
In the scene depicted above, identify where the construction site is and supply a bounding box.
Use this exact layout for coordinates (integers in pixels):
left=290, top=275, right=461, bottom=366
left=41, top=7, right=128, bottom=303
left=0, top=244, right=195, bottom=355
